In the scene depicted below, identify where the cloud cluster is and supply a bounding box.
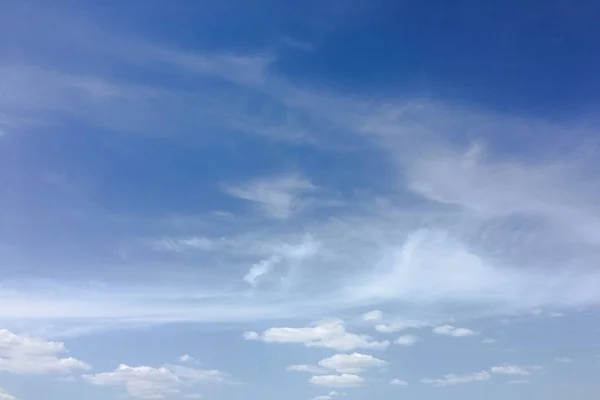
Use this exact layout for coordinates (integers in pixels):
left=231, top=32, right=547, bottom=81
left=83, top=363, right=232, bottom=399
left=244, top=319, right=389, bottom=351
left=0, top=329, right=90, bottom=375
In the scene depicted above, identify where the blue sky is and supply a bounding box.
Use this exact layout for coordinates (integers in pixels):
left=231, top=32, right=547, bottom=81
left=1, top=0, right=600, bottom=399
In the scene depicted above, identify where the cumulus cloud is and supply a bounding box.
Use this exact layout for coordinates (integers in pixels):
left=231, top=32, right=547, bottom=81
left=84, top=365, right=181, bottom=399
left=0, top=329, right=90, bottom=375
left=312, top=391, right=345, bottom=400
left=421, top=371, right=491, bottom=387
left=390, top=378, right=408, bottom=386
left=309, top=374, right=365, bottom=388
left=395, top=335, right=420, bottom=346
left=286, top=364, right=328, bottom=374
left=84, top=363, right=231, bottom=399
left=318, top=353, right=386, bottom=374
left=0, top=389, right=18, bottom=400
left=244, top=319, right=389, bottom=351
left=432, top=325, right=479, bottom=337
left=178, top=354, right=196, bottom=363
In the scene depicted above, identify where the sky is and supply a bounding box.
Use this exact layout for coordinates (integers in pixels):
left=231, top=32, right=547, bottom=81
left=1, top=0, right=600, bottom=399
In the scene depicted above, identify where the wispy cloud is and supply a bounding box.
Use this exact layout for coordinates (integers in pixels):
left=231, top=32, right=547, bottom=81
left=421, top=371, right=491, bottom=387
left=309, top=374, right=365, bottom=388
left=223, top=174, right=316, bottom=220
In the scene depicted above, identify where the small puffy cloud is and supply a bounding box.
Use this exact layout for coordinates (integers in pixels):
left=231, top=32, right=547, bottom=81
left=0, top=389, right=18, bottom=400
left=84, top=363, right=232, bottom=399
left=179, top=354, right=195, bottom=363
left=309, top=374, right=365, bottom=388
left=507, top=380, right=529, bottom=385
left=224, top=173, right=315, bottom=219
left=421, top=371, right=491, bottom=387
left=286, top=364, right=328, bottom=374
left=432, top=325, right=479, bottom=337
left=362, top=310, right=382, bottom=322
left=312, top=391, right=345, bottom=400
left=490, top=364, right=533, bottom=376
left=0, top=329, right=90, bottom=375
left=390, top=379, right=408, bottom=386
left=242, top=331, right=259, bottom=340
left=318, top=353, right=386, bottom=374
left=246, top=319, right=389, bottom=351
left=555, top=357, right=572, bottom=364
left=395, top=335, right=420, bottom=346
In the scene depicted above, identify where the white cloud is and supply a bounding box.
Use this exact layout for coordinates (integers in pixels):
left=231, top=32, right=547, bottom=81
left=84, top=363, right=231, bottom=399
left=309, top=374, right=365, bottom=388
left=243, top=234, right=320, bottom=286
left=1, top=31, right=600, bottom=335
left=245, top=319, right=389, bottom=351
left=243, top=331, right=259, bottom=340
left=286, top=364, right=327, bottom=374
left=555, top=357, right=572, bottom=364
left=432, top=325, right=479, bottom=337
left=0, top=389, right=18, bottom=400
left=395, top=335, right=420, bottom=346
left=374, top=319, right=429, bottom=333
left=507, top=380, right=529, bottom=385
left=318, top=353, right=386, bottom=374
left=0, top=329, right=90, bottom=375
left=362, top=310, right=383, bottom=322
left=390, top=379, right=408, bottom=386
left=421, top=371, right=491, bottom=387
left=84, top=364, right=180, bottom=399
left=490, top=364, right=533, bottom=376
left=312, top=391, right=345, bottom=400
left=179, top=354, right=195, bottom=363
left=224, top=174, right=315, bottom=219
left=244, top=255, right=282, bottom=286
left=153, top=236, right=218, bottom=252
